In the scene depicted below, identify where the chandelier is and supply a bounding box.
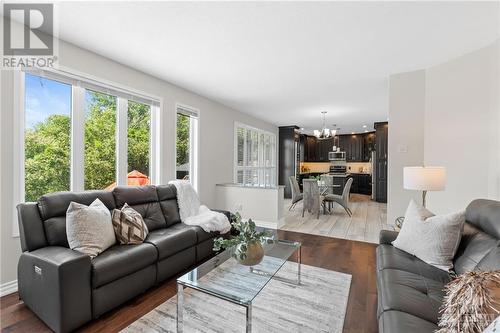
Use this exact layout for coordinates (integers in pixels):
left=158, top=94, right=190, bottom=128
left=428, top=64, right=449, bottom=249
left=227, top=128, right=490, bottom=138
left=314, top=111, right=336, bottom=139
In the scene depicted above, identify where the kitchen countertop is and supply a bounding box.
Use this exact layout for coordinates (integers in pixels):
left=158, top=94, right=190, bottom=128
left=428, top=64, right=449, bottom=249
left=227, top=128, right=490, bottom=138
left=321, top=173, right=352, bottom=178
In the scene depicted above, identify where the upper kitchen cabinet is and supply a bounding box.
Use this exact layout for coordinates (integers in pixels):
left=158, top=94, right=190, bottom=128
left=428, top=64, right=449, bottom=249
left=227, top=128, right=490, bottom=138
left=317, top=137, right=335, bottom=162
left=337, top=134, right=368, bottom=162
left=305, top=135, right=318, bottom=162
left=363, top=132, right=376, bottom=161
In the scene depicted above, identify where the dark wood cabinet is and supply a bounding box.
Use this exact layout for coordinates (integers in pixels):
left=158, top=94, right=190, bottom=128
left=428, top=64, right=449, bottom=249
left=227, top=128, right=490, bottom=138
left=305, top=135, right=317, bottom=162
left=363, top=132, right=375, bottom=161
left=349, top=173, right=372, bottom=195
left=317, top=137, right=334, bottom=162
left=375, top=122, right=388, bottom=203
left=279, top=126, right=299, bottom=198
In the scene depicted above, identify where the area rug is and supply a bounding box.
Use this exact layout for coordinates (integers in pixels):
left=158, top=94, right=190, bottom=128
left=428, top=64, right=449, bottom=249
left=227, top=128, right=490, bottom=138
left=122, top=262, right=352, bottom=333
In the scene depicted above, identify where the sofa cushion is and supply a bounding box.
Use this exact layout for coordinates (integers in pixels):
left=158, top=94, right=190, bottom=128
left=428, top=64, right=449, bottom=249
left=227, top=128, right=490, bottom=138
left=453, top=223, right=498, bottom=274
left=475, top=244, right=500, bottom=271
left=112, top=185, right=158, bottom=207
left=38, top=191, right=116, bottom=247
left=378, top=269, right=445, bottom=324
left=156, top=185, right=181, bottom=226
left=379, top=310, right=438, bottom=333
left=145, top=223, right=197, bottom=260
left=91, top=243, right=157, bottom=288
left=376, top=245, right=451, bottom=284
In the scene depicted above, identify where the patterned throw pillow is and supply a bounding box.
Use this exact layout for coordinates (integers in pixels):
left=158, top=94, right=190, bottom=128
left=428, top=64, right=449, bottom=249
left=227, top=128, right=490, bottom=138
left=112, top=203, right=149, bottom=244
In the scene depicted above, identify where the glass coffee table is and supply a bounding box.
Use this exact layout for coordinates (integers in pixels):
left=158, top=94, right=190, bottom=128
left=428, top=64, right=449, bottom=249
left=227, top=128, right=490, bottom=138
left=177, top=239, right=301, bottom=333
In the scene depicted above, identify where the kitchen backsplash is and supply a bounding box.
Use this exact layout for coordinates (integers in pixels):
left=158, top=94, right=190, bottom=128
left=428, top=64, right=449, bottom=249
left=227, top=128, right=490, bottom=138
left=347, top=162, right=371, bottom=174
left=299, top=162, right=330, bottom=173
left=300, top=162, right=372, bottom=174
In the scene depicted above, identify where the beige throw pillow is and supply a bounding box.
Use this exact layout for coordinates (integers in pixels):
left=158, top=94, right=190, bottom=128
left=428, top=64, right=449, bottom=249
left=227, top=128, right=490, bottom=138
left=392, top=200, right=465, bottom=271
left=112, top=203, right=148, bottom=244
left=66, top=198, right=116, bottom=258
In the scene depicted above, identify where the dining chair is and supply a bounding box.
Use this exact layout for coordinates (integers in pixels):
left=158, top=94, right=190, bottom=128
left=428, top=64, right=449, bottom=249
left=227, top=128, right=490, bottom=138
left=302, top=179, right=324, bottom=219
left=288, top=176, right=303, bottom=211
left=324, top=177, right=354, bottom=217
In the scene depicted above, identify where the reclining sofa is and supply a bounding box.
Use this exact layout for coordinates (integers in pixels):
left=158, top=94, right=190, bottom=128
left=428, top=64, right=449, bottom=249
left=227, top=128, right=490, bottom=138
left=376, top=199, right=500, bottom=332
left=16, top=185, right=230, bottom=333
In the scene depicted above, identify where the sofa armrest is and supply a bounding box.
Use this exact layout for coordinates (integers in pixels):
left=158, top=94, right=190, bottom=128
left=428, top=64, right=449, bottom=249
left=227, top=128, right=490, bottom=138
left=211, top=209, right=231, bottom=221
left=379, top=230, right=399, bottom=245
left=18, top=246, right=92, bottom=333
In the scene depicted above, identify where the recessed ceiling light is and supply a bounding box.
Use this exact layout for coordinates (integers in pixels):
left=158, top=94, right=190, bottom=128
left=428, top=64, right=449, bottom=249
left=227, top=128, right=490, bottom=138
left=351, top=132, right=354, bottom=134
left=362, top=125, right=367, bottom=128
left=300, top=127, right=304, bottom=130
left=364, top=130, right=368, bottom=132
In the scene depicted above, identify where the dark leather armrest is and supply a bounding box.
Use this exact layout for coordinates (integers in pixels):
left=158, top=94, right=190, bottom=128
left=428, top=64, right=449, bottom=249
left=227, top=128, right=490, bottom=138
left=211, top=209, right=231, bottom=221
left=18, top=247, right=92, bottom=333
left=379, top=230, right=399, bottom=245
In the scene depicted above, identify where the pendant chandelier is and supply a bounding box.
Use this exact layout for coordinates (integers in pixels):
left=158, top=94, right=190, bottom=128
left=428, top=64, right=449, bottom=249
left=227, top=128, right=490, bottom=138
left=314, top=111, right=336, bottom=139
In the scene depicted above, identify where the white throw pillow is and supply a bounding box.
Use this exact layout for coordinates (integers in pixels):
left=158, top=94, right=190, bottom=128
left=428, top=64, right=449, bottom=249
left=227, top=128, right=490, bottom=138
left=392, top=200, right=465, bottom=271
left=66, top=198, right=116, bottom=258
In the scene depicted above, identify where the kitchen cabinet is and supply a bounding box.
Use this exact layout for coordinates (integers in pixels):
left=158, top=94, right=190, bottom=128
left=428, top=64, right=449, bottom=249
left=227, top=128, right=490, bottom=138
left=305, top=135, right=318, bottom=162
left=337, top=134, right=369, bottom=162
left=375, top=122, right=388, bottom=203
left=317, top=137, right=335, bottom=162
left=363, top=132, right=375, bottom=161
left=279, top=126, right=300, bottom=198
left=348, top=174, right=372, bottom=195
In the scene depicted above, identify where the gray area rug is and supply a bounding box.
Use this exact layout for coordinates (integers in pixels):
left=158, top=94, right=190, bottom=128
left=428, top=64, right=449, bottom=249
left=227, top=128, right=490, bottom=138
left=123, top=262, right=352, bottom=333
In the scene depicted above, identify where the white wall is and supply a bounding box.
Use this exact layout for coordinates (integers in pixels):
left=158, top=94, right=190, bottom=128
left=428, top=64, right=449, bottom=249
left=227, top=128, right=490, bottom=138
left=424, top=41, right=499, bottom=213
left=387, top=70, right=426, bottom=224
left=0, top=38, right=277, bottom=286
left=388, top=40, right=500, bottom=219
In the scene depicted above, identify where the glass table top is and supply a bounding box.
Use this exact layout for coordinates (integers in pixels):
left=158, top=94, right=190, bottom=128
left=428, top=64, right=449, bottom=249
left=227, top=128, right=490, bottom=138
left=177, top=239, right=301, bottom=305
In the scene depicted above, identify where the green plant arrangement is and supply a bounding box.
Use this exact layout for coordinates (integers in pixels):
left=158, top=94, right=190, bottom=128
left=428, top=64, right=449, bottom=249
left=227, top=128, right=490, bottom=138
left=213, top=212, right=272, bottom=266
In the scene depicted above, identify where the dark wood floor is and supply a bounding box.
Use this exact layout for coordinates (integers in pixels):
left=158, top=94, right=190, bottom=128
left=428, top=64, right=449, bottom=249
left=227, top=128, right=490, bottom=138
left=0, top=230, right=378, bottom=333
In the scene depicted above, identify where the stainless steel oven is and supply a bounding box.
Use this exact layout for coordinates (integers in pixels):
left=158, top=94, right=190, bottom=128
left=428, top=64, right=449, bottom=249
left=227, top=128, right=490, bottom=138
left=328, top=151, right=346, bottom=161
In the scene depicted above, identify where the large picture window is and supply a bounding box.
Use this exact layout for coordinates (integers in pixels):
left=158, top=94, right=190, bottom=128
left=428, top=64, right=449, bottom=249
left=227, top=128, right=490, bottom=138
left=24, top=74, right=72, bottom=201
left=234, top=123, right=276, bottom=187
left=176, top=104, right=199, bottom=190
left=21, top=70, right=159, bottom=200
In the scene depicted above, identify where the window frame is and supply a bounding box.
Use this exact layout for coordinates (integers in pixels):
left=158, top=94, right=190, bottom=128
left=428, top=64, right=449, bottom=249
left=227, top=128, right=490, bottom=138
left=233, top=122, right=277, bottom=187
left=13, top=69, right=162, bottom=237
left=175, top=103, right=200, bottom=192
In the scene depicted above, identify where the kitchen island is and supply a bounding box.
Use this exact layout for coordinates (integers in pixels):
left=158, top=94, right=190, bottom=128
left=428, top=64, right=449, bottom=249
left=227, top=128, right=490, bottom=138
left=215, top=183, right=285, bottom=229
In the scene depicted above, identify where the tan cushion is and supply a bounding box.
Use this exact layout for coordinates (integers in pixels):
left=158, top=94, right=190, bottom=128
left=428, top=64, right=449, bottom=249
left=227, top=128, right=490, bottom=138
left=437, top=271, right=500, bottom=333
left=66, top=198, right=116, bottom=258
left=112, top=203, right=149, bottom=244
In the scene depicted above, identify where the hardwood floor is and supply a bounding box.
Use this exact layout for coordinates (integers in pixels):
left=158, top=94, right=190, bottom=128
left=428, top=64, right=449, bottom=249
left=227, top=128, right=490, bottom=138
left=0, top=231, right=378, bottom=333
left=281, top=194, right=390, bottom=244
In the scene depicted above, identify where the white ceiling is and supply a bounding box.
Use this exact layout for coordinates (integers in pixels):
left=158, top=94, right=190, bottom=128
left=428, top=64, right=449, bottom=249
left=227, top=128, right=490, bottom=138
left=52, top=1, right=499, bottom=133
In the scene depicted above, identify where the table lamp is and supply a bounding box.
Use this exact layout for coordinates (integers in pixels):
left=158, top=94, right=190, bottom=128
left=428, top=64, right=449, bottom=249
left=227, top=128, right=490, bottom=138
left=403, top=166, right=446, bottom=207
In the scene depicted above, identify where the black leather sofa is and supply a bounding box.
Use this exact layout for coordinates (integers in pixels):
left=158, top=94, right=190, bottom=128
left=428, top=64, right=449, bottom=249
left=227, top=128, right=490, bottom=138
left=377, top=199, right=500, bottom=332
left=16, top=185, right=230, bottom=333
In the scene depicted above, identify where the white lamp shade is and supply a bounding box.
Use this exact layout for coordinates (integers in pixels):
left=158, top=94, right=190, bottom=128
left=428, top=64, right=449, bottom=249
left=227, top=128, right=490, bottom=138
left=403, top=166, right=446, bottom=191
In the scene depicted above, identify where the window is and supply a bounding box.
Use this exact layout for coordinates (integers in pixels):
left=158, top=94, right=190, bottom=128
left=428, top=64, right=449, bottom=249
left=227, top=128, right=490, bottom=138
left=24, top=73, right=72, bottom=201
left=21, top=70, right=159, bottom=199
left=235, top=123, right=276, bottom=187
left=176, top=105, right=199, bottom=189
left=127, top=100, right=151, bottom=180
left=84, top=90, right=117, bottom=190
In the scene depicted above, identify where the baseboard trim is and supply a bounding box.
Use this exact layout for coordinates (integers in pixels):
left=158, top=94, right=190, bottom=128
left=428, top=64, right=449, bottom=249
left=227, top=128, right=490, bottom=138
left=1, top=280, right=18, bottom=297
